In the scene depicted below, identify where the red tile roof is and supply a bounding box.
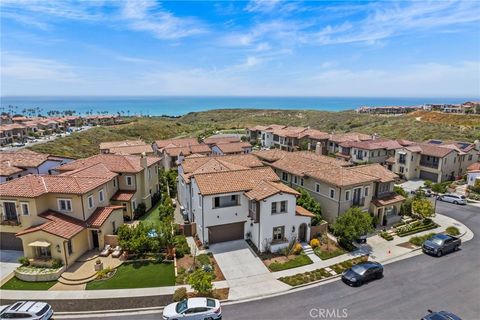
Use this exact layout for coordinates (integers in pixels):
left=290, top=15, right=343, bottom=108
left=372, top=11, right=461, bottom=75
left=111, top=190, right=136, bottom=201
left=56, top=154, right=160, bottom=173
left=295, top=206, right=315, bottom=218
left=86, top=206, right=123, bottom=228
left=371, top=194, right=405, bottom=207
left=467, top=162, right=480, bottom=172
left=155, top=138, right=199, bottom=149
left=214, top=142, right=252, bottom=154
left=16, top=211, right=85, bottom=239
left=245, top=180, right=299, bottom=201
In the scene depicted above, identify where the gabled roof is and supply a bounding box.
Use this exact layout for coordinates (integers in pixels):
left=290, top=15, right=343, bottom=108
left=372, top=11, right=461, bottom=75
left=245, top=180, right=299, bottom=201
left=111, top=190, right=136, bottom=201
left=194, top=167, right=280, bottom=195
left=349, top=164, right=399, bottom=183
left=214, top=142, right=252, bottom=153
left=307, top=166, right=378, bottom=187
left=99, top=140, right=146, bottom=150
left=203, top=136, right=241, bottom=145
left=371, top=194, right=405, bottom=207
left=164, top=144, right=211, bottom=157
left=0, top=150, right=60, bottom=176
left=328, top=132, right=372, bottom=144
left=108, top=144, right=154, bottom=155
left=405, top=143, right=456, bottom=158
left=252, top=149, right=290, bottom=162
left=467, top=162, right=480, bottom=172
left=0, top=174, right=112, bottom=198
left=16, top=211, right=85, bottom=239
left=295, top=206, right=315, bottom=218
left=86, top=206, right=124, bottom=228
left=56, top=154, right=160, bottom=173
left=339, top=139, right=403, bottom=151
left=155, top=138, right=199, bottom=149
left=60, top=162, right=118, bottom=180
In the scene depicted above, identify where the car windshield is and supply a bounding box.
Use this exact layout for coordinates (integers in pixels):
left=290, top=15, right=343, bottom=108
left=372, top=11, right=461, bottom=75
left=430, top=238, right=444, bottom=245
left=351, top=264, right=368, bottom=275
left=176, top=300, right=188, bottom=313
left=206, top=299, right=216, bottom=307
left=36, top=305, right=49, bottom=316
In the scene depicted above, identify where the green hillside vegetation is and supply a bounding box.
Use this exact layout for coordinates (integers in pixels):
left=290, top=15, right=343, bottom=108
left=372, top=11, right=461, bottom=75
left=29, top=109, right=480, bottom=158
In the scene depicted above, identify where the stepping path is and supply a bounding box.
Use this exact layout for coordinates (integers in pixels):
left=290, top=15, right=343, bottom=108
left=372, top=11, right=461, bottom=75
left=301, top=242, right=321, bottom=263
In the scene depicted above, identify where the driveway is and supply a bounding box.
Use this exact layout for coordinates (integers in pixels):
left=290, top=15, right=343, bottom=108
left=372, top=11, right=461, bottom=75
left=0, top=250, right=22, bottom=283
left=397, top=179, right=425, bottom=193
left=209, top=240, right=289, bottom=300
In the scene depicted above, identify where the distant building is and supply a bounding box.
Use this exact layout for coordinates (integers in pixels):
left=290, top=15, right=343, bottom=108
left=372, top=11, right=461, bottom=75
left=99, top=140, right=154, bottom=156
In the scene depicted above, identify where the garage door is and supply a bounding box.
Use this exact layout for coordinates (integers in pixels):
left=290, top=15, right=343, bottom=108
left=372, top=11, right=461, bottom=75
left=1, top=232, right=23, bottom=250
left=419, top=170, right=438, bottom=182
left=208, top=222, right=245, bottom=244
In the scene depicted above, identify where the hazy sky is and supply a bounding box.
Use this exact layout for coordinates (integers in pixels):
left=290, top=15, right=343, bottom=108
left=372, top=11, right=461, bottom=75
left=1, top=0, right=480, bottom=97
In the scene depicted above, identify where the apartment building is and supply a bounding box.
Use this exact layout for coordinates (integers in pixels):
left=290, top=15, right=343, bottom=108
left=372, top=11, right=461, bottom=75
left=55, top=154, right=161, bottom=219
left=99, top=140, right=154, bottom=156
left=253, top=151, right=404, bottom=225
left=392, top=141, right=479, bottom=183
left=0, top=165, right=124, bottom=265
left=0, top=150, right=72, bottom=184
left=177, top=154, right=313, bottom=252
left=153, top=138, right=211, bottom=170
left=326, top=132, right=372, bottom=155
left=336, top=138, right=413, bottom=164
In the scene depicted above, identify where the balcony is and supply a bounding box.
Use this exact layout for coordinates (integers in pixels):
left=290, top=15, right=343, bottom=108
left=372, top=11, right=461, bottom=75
left=419, top=161, right=439, bottom=169
left=351, top=197, right=365, bottom=206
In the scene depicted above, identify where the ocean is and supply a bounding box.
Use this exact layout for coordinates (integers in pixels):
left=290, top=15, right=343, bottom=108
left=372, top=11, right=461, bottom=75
left=0, top=96, right=475, bottom=117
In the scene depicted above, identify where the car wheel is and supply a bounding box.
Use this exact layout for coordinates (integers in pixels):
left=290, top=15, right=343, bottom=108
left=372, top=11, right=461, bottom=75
left=454, top=245, right=459, bottom=251
left=453, top=201, right=458, bottom=205
left=436, top=250, right=443, bottom=257
left=376, top=272, right=383, bottom=279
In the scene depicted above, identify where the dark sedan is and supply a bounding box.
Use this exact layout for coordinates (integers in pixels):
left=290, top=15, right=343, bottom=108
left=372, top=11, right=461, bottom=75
left=341, top=261, right=383, bottom=286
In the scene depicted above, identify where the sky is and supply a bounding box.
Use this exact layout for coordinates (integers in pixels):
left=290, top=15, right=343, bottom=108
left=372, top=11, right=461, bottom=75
left=1, top=0, right=480, bottom=97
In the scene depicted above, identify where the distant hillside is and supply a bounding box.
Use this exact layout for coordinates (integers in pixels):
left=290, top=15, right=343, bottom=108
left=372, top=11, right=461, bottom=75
left=29, top=109, right=480, bottom=158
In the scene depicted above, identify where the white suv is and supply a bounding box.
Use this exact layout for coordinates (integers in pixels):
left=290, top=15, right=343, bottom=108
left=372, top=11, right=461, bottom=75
left=0, top=301, right=53, bottom=319
left=163, top=298, right=221, bottom=320
left=438, top=194, right=467, bottom=205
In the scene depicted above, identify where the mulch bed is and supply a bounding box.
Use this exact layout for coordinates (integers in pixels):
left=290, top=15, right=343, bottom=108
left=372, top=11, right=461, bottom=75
left=263, top=255, right=296, bottom=267
left=176, top=254, right=225, bottom=283
left=187, top=288, right=229, bottom=300
left=397, top=242, right=417, bottom=249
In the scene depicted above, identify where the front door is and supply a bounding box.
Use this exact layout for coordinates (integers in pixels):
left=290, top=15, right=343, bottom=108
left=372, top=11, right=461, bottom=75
left=353, top=188, right=362, bottom=205
left=91, top=230, right=99, bottom=249
left=4, top=202, right=17, bottom=220
left=298, top=223, right=307, bottom=242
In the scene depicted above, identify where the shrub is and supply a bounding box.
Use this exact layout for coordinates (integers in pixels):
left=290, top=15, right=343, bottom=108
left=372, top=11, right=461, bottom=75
left=52, top=259, right=63, bottom=269
left=292, top=243, right=303, bottom=255
left=173, top=287, right=187, bottom=302
left=310, top=238, right=320, bottom=249
left=133, top=203, right=147, bottom=219
left=97, top=267, right=113, bottom=279
left=380, top=232, right=393, bottom=241
left=18, top=256, right=29, bottom=266
left=409, top=233, right=436, bottom=246
left=188, top=269, right=214, bottom=295
left=174, top=235, right=191, bottom=258
left=446, top=226, right=460, bottom=236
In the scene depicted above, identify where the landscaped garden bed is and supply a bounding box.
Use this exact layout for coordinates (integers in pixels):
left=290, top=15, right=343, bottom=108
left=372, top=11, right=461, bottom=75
left=86, top=261, right=175, bottom=290
left=409, top=233, right=436, bottom=246
left=311, top=238, right=347, bottom=260
left=396, top=218, right=439, bottom=237
left=379, top=231, right=394, bottom=241
left=176, top=253, right=225, bottom=285
left=279, top=255, right=368, bottom=287
left=266, top=254, right=313, bottom=272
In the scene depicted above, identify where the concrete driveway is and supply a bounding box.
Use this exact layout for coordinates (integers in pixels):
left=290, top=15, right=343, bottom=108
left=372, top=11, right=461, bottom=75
left=0, top=250, right=22, bottom=283
left=397, top=179, right=425, bottom=193
left=209, top=240, right=289, bottom=300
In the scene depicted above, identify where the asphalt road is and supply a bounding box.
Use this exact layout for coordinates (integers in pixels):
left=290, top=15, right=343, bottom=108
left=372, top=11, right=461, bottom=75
left=87, top=201, right=480, bottom=320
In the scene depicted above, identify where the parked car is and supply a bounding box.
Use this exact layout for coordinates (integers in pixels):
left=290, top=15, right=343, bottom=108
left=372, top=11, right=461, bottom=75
left=162, top=298, right=221, bottom=320
left=422, top=234, right=461, bottom=257
left=437, top=194, right=466, bottom=205
left=11, top=142, right=25, bottom=147
left=0, top=301, right=53, bottom=319
left=421, top=309, right=462, bottom=320
left=341, top=261, right=383, bottom=286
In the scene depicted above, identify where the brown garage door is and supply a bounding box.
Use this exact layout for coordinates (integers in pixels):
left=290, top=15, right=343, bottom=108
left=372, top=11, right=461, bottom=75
left=1, top=232, right=23, bottom=250
left=208, top=222, right=245, bottom=244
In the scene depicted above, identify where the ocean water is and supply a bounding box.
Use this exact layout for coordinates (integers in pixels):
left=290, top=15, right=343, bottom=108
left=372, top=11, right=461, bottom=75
left=0, top=96, right=474, bottom=116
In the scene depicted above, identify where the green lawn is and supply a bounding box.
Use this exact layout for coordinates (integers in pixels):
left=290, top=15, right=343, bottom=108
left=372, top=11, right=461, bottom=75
left=139, top=201, right=162, bottom=223
left=268, top=254, right=313, bottom=272
left=1, top=277, right=57, bottom=290
left=86, top=261, right=175, bottom=290
left=314, top=248, right=347, bottom=260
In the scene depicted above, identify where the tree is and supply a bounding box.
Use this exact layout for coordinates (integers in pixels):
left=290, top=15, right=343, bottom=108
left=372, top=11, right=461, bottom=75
left=332, top=207, right=373, bottom=250
left=188, top=269, right=214, bottom=295
left=400, top=197, right=413, bottom=216
left=412, top=198, right=434, bottom=219
left=394, top=186, right=408, bottom=198
left=296, top=188, right=322, bottom=225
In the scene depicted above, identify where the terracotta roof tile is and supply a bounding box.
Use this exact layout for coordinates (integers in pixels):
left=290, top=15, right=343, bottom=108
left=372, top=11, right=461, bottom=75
left=295, top=205, right=315, bottom=218
left=194, top=167, right=280, bottom=195
left=86, top=206, right=123, bottom=228
left=108, top=145, right=154, bottom=155
left=56, top=154, right=160, bottom=173
left=349, top=164, right=399, bottom=183
left=203, top=136, right=241, bottom=145
left=164, top=145, right=211, bottom=157
left=214, top=142, right=251, bottom=153
left=467, top=162, right=480, bottom=172
left=111, top=190, right=136, bottom=201
left=99, top=140, right=146, bottom=149
left=328, top=132, right=372, bottom=143
left=155, top=138, right=199, bottom=149
left=16, top=211, right=85, bottom=239
left=245, top=180, right=299, bottom=201
left=371, top=194, right=405, bottom=207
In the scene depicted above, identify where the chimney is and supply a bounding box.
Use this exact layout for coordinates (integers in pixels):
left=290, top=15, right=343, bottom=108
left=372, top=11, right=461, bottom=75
left=315, top=142, right=322, bottom=155
left=372, top=133, right=378, bottom=140
left=140, top=152, right=148, bottom=169
left=307, top=142, right=311, bottom=150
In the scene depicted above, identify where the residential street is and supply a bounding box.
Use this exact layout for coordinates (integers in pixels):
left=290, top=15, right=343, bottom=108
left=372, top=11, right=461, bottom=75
left=93, top=201, right=479, bottom=320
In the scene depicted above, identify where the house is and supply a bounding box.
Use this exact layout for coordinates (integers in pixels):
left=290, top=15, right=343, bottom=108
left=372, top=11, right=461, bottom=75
left=54, top=154, right=161, bottom=220
left=211, top=142, right=252, bottom=155
left=392, top=140, right=479, bottom=183
left=203, top=136, right=241, bottom=147
left=0, top=167, right=124, bottom=265
left=0, top=150, right=73, bottom=184
left=153, top=138, right=211, bottom=170
left=0, top=123, right=28, bottom=145
left=99, top=140, right=154, bottom=156
left=253, top=151, right=404, bottom=225
left=326, top=132, right=372, bottom=155
left=336, top=138, right=412, bottom=165
left=467, top=163, right=480, bottom=186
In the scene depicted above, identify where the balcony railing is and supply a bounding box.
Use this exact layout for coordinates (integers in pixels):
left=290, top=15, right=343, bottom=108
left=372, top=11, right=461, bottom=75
left=419, top=161, right=439, bottom=169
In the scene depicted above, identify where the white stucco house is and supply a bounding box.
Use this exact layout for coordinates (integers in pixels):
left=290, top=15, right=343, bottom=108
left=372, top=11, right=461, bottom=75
left=177, top=155, right=314, bottom=253
left=467, top=163, right=480, bottom=186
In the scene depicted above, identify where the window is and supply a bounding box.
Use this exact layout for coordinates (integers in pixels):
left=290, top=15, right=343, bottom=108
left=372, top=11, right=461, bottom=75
left=271, top=202, right=277, bottom=214
left=126, top=176, right=133, bottom=186
left=399, top=166, right=405, bottom=173
left=280, top=201, right=287, bottom=212
left=315, top=183, right=320, bottom=193
left=88, top=195, right=94, bottom=209
left=113, top=178, right=116, bottom=188
left=329, top=188, right=335, bottom=199
left=214, top=197, right=220, bottom=208
left=122, top=203, right=127, bottom=212
left=58, top=199, right=72, bottom=212
left=99, top=189, right=104, bottom=202
left=300, top=178, right=304, bottom=186
left=273, top=226, right=284, bottom=241
left=231, top=195, right=236, bottom=201
left=21, top=202, right=29, bottom=216
left=112, top=221, right=116, bottom=233
left=364, top=187, right=369, bottom=197
left=132, top=200, right=137, bottom=211
left=468, top=154, right=473, bottom=161
left=293, top=176, right=298, bottom=184
left=345, top=190, right=350, bottom=201
left=67, top=240, right=73, bottom=255
left=282, top=172, right=288, bottom=182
